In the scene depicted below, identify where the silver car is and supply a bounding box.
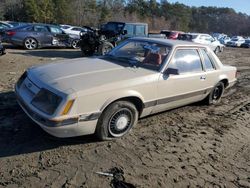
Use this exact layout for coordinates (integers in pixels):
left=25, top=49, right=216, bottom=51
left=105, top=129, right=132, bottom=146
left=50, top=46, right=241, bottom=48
left=15, top=38, right=237, bottom=140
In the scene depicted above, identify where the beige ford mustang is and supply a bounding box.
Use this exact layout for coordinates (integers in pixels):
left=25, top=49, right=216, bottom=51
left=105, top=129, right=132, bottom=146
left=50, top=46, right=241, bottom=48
left=15, top=37, right=237, bottom=140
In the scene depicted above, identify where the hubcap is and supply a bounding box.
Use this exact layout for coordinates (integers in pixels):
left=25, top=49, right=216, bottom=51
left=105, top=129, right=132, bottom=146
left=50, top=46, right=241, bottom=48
left=212, top=86, right=222, bottom=101
left=72, top=40, right=78, bottom=48
left=25, top=39, right=37, bottom=49
left=108, top=108, right=132, bottom=137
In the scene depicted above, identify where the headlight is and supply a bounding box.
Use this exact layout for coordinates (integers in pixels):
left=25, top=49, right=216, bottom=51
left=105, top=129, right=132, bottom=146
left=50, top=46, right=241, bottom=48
left=31, top=88, right=62, bottom=115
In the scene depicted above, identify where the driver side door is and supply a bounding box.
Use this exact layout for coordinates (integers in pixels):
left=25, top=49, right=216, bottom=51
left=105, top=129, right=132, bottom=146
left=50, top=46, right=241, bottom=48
left=152, top=48, right=208, bottom=114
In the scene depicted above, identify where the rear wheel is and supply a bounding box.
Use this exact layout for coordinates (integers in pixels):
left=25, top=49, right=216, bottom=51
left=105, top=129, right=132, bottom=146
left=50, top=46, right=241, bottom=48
left=96, top=101, right=138, bottom=140
left=204, top=82, right=225, bottom=105
left=24, top=37, right=38, bottom=50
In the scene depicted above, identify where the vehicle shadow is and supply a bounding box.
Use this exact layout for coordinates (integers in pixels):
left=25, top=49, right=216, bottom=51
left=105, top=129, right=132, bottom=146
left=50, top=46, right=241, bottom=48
left=0, top=91, right=99, bottom=158
left=3, top=43, right=82, bottom=59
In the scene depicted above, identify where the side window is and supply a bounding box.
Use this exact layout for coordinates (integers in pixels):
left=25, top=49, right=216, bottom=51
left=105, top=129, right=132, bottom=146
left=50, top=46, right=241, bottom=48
left=21, top=26, right=33, bottom=31
left=135, top=25, right=145, bottom=36
left=71, top=27, right=81, bottom=31
left=124, top=24, right=134, bottom=35
left=34, top=25, right=48, bottom=32
left=168, top=49, right=203, bottom=74
left=49, top=27, right=63, bottom=34
left=201, top=49, right=215, bottom=71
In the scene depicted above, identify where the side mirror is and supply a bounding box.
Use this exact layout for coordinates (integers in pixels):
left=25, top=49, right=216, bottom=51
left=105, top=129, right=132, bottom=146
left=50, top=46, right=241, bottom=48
left=122, top=30, right=127, bottom=35
left=164, top=68, right=179, bottom=75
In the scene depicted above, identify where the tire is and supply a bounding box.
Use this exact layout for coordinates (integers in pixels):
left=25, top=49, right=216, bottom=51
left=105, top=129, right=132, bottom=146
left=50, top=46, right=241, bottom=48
left=214, top=46, right=220, bottom=54
left=204, top=82, right=225, bottom=105
left=24, top=37, right=38, bottom=50
left=71, top=39, right=79, bottom=49
left=220, top=46, right=224, bottom=52
left=96, top=101, right=138, bottom=141
left=98, top=42, right=114, bottom=55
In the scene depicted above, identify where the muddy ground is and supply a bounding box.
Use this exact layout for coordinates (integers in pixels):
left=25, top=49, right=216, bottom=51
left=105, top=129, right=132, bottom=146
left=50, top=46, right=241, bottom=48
left=0, top=45, right=249, bottom=188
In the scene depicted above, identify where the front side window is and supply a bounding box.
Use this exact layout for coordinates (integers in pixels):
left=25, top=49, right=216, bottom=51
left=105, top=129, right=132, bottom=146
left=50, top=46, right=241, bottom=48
left=167, top=49, right=203, bottom=74
left=106, top=40, right=171, bottom=71
left=201, top=49, right=215, bottom=71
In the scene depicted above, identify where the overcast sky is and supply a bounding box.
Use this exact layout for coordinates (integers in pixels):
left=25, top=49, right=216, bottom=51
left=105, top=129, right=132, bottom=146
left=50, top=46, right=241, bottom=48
left=166, top=0, right=250, bottom=15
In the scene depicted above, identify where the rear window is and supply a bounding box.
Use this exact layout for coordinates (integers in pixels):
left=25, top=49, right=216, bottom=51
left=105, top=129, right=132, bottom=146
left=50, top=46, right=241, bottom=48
left=201, top=49, right=215, bottom=71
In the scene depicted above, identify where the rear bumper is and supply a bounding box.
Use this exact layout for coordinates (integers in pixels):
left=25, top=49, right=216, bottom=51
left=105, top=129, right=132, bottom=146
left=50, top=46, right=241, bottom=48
left=227, top=79, right=237, bottom=88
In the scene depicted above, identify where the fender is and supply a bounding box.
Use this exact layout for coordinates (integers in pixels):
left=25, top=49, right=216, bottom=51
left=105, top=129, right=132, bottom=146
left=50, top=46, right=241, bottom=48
left=100, top=90, right=145, bottom=112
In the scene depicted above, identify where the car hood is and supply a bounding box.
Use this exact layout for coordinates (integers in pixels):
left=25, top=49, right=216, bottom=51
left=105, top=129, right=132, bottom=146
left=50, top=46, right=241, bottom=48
left=28, top=57, right=157, bottom=94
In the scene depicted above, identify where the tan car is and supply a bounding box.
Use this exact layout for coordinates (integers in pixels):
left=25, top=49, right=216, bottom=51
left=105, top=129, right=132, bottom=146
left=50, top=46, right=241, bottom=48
left=15, top=37, right=237, bottom=140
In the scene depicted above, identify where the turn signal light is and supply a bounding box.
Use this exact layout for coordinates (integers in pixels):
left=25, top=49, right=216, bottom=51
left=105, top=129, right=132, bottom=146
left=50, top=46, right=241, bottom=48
left=61, top=100, right=75, bottom=115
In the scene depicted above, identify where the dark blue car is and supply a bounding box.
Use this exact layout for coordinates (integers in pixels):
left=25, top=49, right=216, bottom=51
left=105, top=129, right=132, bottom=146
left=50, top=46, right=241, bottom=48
left=4, top=23, right=79, bottom=49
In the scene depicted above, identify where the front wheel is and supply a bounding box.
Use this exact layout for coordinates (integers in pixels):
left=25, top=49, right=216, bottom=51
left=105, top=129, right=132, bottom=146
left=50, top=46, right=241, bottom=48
left=204, top=82, right=225, bottom=105
left=98, top=42, right=114, bottom=55
left=96, top=101, right=138, bottom=140
left=71, top=39, right=79, bottom=49
left=24, top=37, right=38, bottom=50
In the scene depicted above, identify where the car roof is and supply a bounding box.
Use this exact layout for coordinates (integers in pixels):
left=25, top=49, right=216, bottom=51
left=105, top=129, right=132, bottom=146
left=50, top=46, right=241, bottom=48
left=129, top=37, right=208, bottom=48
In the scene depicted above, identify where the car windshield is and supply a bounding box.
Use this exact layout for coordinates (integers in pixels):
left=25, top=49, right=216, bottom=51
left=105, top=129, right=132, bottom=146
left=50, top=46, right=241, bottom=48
left=104, top=40, right=171, bottom=71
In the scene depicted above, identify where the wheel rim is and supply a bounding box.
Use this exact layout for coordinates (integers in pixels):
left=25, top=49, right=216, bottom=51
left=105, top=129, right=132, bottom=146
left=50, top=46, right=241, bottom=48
left=72, top=40, right=79, bottom=48
left=212, top=85, right=223, bottom=102
left=25, top=38, right=37, bottom=49
left=108, top=108, right=133, bottom=137
left=215, top=47, right=219, bottom=54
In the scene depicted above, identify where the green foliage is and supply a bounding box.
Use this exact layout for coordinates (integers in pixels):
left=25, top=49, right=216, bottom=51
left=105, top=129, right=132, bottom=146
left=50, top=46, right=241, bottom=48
left=1, top=0, right=250, bottom=35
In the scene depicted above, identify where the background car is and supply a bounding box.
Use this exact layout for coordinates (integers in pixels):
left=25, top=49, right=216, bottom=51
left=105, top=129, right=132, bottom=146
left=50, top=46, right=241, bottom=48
left=240, top=39, right=250, bottom=48
left=61, top=24, right=88, bottom=36
left=0, top=42, right=5, bottom=55
left=189, top=33, right=224, bottom=54
left=160, top=30, right=183, bottom=40
left=3, top=23, right=79, bottom=49
left=226, top=37, right=245, bottom=47
left=219, top=36, right=231, bottom=44
left=0, top=21, right=12, bottom=39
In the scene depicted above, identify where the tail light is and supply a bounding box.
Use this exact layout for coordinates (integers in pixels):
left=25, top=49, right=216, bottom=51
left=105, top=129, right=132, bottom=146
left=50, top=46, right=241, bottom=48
left=6, top=31, right=16, bottom=36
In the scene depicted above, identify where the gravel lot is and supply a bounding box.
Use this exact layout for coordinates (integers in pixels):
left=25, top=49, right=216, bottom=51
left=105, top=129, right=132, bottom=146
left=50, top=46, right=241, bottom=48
left=0, top=45, right=249, bottom=188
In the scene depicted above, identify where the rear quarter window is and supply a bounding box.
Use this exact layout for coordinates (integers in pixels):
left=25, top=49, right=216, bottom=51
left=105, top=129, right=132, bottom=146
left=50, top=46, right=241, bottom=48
left=200, top=49, right=215, bottom=71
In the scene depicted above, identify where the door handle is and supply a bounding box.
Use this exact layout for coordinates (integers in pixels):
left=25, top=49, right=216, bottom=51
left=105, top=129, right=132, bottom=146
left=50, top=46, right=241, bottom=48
left=200, top=75, right=206, bottom=80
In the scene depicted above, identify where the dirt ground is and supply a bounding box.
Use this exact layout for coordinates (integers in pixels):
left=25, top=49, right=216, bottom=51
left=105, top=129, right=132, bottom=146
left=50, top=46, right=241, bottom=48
left=0, top=45, right=249, bottom=188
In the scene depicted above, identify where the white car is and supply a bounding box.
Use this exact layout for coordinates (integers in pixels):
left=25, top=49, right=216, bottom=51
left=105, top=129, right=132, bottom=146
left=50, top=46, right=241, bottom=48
left=226, top=38, right=245, bottom=47
left=189, top=33, right=225, bottom=54
left=15, top=38, right=237, bottom=140
left=61, top=25, right=88, bottom=36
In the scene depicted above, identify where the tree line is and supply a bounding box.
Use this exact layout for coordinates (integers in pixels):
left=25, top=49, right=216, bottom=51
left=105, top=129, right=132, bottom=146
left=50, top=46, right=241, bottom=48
left=1, top=0, right=250, bottom=36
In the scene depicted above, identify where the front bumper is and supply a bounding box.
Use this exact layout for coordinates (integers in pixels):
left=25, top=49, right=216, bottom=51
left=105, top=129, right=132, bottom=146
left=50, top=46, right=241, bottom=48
left=15, top=86, right=97, bottom=138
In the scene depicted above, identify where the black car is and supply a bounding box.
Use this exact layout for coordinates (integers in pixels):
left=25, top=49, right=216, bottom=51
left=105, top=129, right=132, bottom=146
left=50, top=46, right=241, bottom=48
left=0, top=42, right=5, bottom=55
left=3, top=23, right=79, bottom=50
left=240, top=39, right=250, bottom=48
